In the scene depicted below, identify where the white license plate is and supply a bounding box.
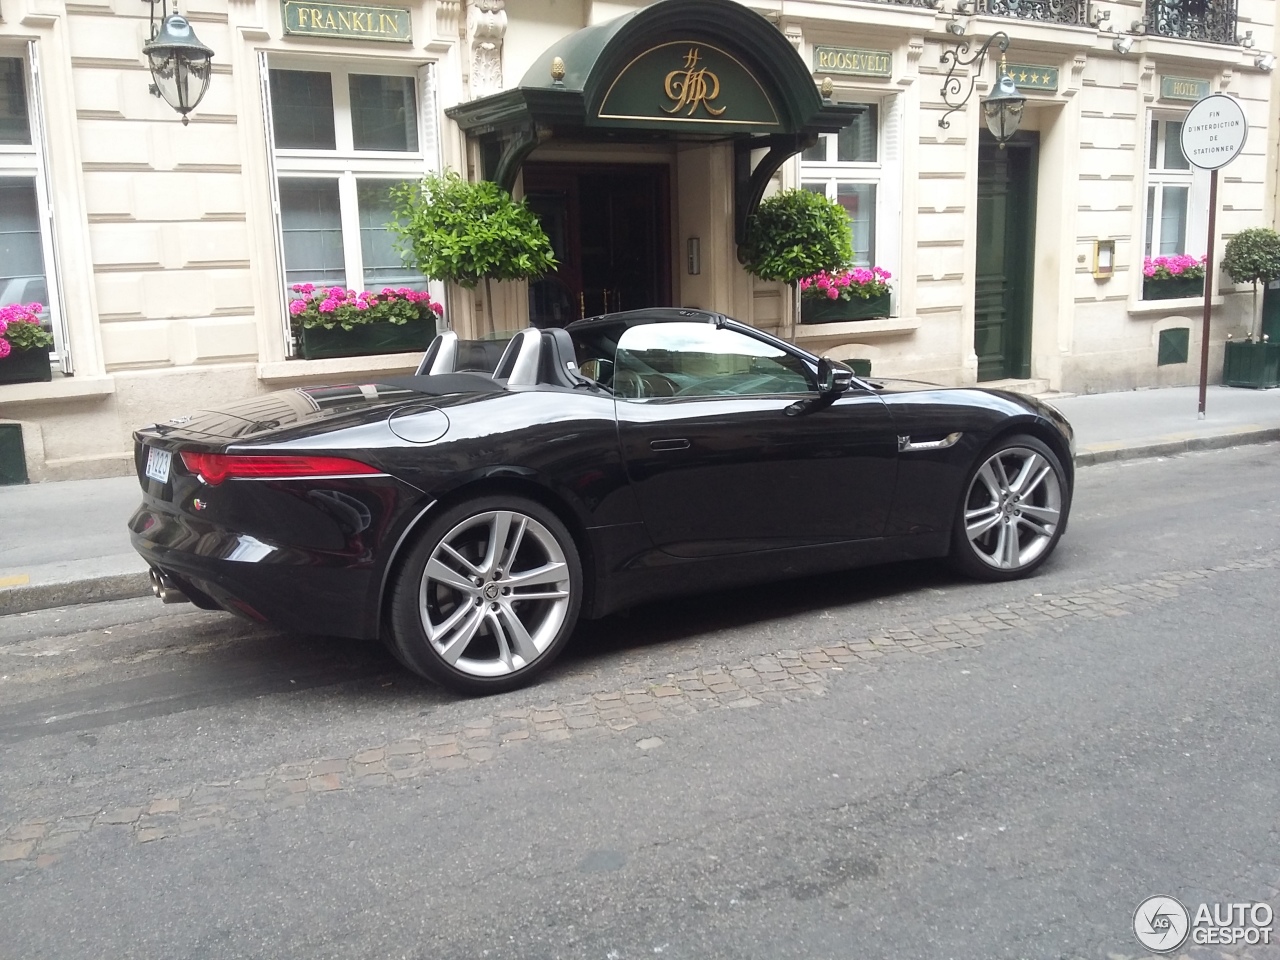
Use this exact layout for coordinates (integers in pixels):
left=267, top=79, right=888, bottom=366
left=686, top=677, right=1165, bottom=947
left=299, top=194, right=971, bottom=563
left=145, top=446, right=172, bottom=484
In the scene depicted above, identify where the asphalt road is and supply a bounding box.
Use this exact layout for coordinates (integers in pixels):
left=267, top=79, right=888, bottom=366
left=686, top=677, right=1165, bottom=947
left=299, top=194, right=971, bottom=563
left=2, top=444, right=1278, bottom=960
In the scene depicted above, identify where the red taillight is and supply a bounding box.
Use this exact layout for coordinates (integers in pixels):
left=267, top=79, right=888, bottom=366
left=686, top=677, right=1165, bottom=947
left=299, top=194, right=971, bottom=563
left=179, top=452, right=381, bottom=485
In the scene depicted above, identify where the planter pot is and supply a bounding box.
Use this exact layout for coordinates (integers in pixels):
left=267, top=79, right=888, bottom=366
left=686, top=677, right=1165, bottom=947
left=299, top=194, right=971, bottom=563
left=0, top=346, right=53, bottom=385
left=801, top=292, right=891, bottom=324
left=1142, top=276, right=1204, bottom=301
left=1222, top=339, right=1280, bottom=389
left=297, top=320, right=433, bottom=360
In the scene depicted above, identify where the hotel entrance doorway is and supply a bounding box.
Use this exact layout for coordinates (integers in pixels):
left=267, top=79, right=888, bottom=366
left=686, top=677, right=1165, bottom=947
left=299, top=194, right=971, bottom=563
left=524, top=164, right=670, bottom=326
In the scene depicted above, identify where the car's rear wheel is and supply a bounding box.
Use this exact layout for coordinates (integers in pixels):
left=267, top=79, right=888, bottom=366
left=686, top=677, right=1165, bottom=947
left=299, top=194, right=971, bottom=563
left=389, top=496, right=582, bottom=694
left=949, top=434, right=1069, bottom=581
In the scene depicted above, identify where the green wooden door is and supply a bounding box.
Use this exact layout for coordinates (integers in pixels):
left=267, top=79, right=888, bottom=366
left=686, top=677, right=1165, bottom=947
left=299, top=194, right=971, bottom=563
left=974, top=133, right=1038, bottom=382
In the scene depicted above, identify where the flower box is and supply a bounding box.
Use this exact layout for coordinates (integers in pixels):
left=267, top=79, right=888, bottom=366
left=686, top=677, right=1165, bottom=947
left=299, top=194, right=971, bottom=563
left=297, top=319, right=434, bottom=360
left=1143, top=276, right=1204, bottom=301
left=0, top=346, right=53, bottom=385
left=801, top=292, right=892, bottom=324
left=1222, top=339, right=1280, bottom=389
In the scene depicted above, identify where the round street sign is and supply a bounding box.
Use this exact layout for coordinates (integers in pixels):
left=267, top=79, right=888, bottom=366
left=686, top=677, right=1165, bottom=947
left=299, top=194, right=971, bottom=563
left=1180, top=93, right=1247, bottom=170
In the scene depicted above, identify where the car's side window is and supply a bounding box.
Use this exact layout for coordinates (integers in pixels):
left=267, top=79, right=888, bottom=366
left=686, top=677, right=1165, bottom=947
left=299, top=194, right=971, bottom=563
left=613, top=322, right=815, bottom=399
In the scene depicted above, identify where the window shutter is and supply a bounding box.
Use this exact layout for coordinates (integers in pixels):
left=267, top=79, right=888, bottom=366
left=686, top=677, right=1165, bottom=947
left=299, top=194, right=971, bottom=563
left=416, top=61, right=446, bottom=330
left=259, top=52, right=295, bottom=356
left=878, top=94, right=903, bottom=310
left=417, top=62, right=441, bottom=174
left=26, top=40, right=72, bottom=373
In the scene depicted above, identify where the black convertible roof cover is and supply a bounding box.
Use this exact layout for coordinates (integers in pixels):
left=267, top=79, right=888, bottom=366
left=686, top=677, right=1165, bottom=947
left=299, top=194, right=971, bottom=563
left=374, top=372, right=507, bottom=396
left=566, top=308, right=724, bottom=333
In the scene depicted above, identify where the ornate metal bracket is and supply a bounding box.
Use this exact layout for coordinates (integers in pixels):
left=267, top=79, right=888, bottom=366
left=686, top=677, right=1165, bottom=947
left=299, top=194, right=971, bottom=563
left=938, top=31, right=1010, bottom=130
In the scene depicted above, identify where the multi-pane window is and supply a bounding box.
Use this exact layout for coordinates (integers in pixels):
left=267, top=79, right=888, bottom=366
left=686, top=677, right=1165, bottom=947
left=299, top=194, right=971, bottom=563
left=1143, top=0, right=1237, bottom=43
left=1145, top=116, right=1192, bottom=258
left=801, top=103, right=879, bottom=266
left=267, top=64, right=426, bottom=298
left=0, top=51, right=62, bottom=368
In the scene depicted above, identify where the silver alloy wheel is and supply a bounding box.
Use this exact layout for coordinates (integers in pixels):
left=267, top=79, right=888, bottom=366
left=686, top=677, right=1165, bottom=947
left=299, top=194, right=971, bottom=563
left=963, top=445, right=1063, bottom=570
left=418, top=509, right=572, bottom=678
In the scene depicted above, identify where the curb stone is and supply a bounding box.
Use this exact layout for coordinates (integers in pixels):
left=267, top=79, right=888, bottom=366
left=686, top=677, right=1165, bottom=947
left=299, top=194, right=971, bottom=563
left=0, top=571, right=151, bottom=618
left=1073, top=427, right=1280, bottom=467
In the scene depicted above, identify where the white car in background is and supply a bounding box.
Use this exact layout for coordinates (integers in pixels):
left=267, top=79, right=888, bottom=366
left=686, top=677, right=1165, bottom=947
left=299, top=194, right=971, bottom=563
left=0, top=275, right=47, bottom=309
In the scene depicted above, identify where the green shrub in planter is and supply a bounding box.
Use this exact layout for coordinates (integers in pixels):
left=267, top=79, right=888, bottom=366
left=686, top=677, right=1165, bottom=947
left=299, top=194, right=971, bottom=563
left=1222, top=227, right=1280, bottom=340
left=388, top=172, right=556, bottom=331
left=741, top=189, right=852, bottom=285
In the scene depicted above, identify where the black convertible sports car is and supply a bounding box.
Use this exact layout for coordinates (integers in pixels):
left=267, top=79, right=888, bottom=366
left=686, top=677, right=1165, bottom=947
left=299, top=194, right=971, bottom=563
left=129, top=309, right=1074, bottom=694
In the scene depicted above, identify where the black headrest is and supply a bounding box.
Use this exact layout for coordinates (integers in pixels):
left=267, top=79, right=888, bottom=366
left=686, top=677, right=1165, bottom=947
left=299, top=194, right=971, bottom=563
left=538, top=328, right=586, bottom=388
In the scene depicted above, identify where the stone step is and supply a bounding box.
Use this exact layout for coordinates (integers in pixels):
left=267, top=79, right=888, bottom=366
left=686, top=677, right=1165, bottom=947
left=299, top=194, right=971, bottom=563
left=979, top=377, right=1065, bottom=399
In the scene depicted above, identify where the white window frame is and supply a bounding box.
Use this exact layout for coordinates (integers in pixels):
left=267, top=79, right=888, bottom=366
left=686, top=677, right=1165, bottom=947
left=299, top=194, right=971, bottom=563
left=0, top=40, right=70, bottom=372
left=262, top=56, right=439, bottom=355
left=798, top=94, right=902, bottom=315
left=1142, top=111, right=1209, bottom=270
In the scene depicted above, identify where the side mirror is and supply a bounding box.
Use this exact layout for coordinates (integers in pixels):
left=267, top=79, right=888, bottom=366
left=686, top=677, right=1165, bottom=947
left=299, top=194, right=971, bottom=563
left=817, top=357, right=854, bottom=397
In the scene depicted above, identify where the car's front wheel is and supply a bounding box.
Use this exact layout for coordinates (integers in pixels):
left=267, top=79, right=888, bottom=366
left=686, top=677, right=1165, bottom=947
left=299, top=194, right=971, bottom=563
left=389, top=496, right=582, bottom=694
left=950, top=434, right=1069, bottom=581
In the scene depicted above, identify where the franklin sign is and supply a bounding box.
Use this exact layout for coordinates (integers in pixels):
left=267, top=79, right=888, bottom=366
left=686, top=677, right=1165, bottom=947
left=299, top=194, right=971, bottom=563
left=1179, top=93, right=1247, bottom=170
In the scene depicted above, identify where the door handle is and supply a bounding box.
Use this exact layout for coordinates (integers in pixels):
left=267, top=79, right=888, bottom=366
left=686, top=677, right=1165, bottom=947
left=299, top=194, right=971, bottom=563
left=649, top=438, right=690, bottom=452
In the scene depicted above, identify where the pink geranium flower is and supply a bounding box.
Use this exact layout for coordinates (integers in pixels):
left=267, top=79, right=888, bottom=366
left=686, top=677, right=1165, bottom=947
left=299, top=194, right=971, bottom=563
left=798, top=266, right=893, bottom=303
left=1144, top=254, right=1207, bottom=281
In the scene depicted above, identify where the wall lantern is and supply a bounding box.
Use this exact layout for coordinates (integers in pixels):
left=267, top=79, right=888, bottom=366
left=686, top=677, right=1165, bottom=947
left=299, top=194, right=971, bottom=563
left=982, top=70, right=1025, bottom=144
left=938, top=31, right=1027, bottom=146
left=142, top=0, right=214, bottom=125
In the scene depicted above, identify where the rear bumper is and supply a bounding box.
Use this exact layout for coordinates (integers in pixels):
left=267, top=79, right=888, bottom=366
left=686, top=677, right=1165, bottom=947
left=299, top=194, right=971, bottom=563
left=131, top=507, right=377, bottom=637
left=128, top=475, right=423, bottom=640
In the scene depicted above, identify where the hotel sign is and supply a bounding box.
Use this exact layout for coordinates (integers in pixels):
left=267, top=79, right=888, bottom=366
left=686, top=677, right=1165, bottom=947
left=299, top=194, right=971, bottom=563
left=812, top=46, right=892, bottom=78
left=1002, top=63, right=1058, bottom=92
left=597, top=42, right=780, bottom=131
left=1161, top=76, right=1211, bottom=101
left=282, top=1, right=412, bottom=42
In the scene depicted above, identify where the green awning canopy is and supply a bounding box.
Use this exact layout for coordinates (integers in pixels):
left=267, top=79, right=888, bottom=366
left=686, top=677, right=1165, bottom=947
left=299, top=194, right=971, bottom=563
left=446, top=0, right=861, bottom=247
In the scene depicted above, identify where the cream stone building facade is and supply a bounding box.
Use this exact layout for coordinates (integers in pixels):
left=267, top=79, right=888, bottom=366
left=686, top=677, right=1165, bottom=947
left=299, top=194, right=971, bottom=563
left=0, top=0, right=1274, bottom=481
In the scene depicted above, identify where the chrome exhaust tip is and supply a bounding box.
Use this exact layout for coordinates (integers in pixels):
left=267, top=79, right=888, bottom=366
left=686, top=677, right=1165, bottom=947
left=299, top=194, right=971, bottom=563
left=148, top=567, right=190, bottom=605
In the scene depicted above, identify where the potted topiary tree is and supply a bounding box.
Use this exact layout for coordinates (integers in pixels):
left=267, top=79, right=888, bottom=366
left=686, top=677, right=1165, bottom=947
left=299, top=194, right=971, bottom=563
left=388, top=171, right=556, bottom=334
left=1221, top=227, right=1280, bottom=389
left=741, top=188, right=853, bottom=339
left=0, top=303, right=55, bottom=384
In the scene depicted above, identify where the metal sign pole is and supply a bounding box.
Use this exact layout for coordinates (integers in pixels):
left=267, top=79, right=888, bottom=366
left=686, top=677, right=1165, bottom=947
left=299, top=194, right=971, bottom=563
left=1198, top=167, right=1218, bottom=419
left=1179, top=93, right=1246, bottom=420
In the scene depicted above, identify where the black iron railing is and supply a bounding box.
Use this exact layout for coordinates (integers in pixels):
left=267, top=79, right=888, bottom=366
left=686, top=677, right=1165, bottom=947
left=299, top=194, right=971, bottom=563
left=977, top=0, right=1089, bottom=26
left=863, top=0, right=940, bottom=8
left=1142, top=0, right=1237, bottom=43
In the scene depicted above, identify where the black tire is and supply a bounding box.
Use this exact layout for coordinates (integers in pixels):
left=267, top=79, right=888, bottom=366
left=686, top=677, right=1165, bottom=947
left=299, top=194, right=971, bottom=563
left=388, top=495, right=582, bottom=695
left=949, top=433, right=1070, bottom=582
